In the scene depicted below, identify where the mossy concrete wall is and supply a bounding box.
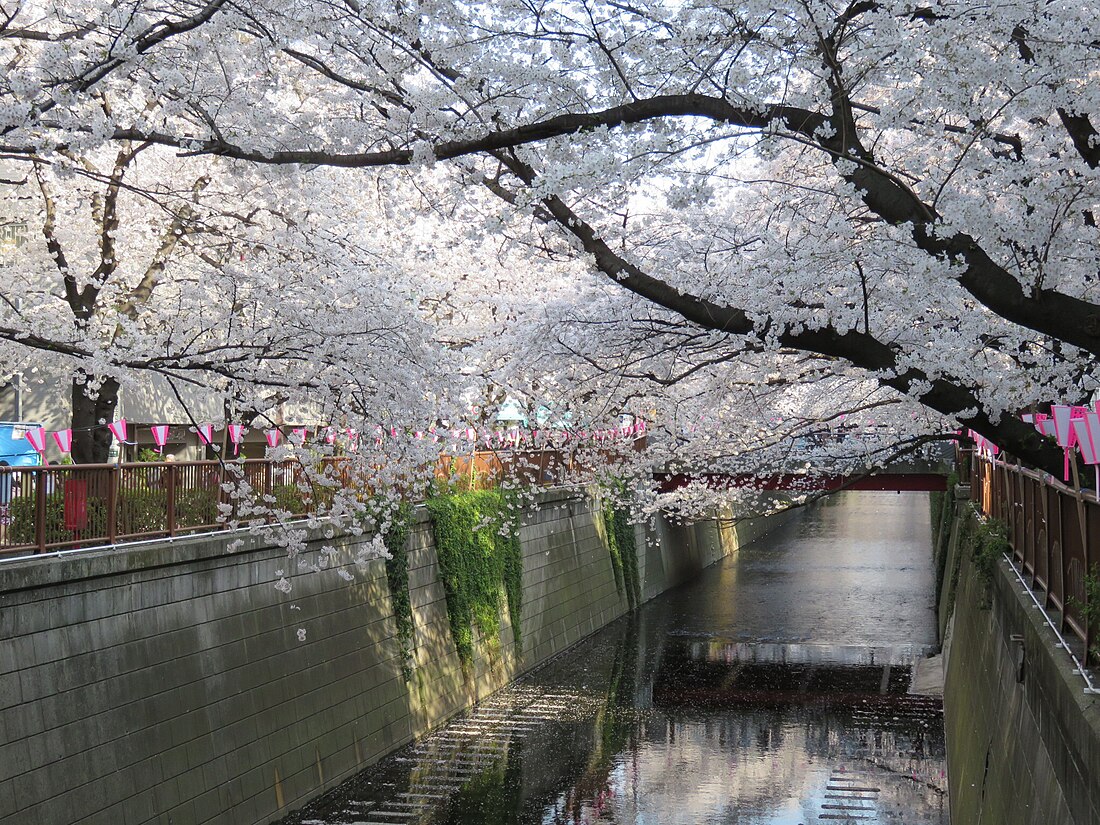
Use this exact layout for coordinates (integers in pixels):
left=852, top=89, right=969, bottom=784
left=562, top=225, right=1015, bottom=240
left=0, top=488, right=785, bottom=825
left=940, top=494, right=1100, bottom=825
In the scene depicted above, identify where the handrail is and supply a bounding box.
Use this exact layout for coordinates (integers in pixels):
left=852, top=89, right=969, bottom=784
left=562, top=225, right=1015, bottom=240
left=1004, top=552, right=1100, bottom=695
left=968, top=449, right=1098, bottom=669
left=0, top=449, right=581, bottom=558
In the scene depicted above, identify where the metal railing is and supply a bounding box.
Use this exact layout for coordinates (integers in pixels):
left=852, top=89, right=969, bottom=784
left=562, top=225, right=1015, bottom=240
left=0, top=448, right=591, bottom=558
left=0, top=459, right=318, bottom=557
left=968, top=449, right=1097, bottom=661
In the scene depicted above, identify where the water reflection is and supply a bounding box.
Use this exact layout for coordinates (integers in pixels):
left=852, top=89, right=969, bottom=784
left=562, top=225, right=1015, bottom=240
left=282, top=493, right=947, bottom=825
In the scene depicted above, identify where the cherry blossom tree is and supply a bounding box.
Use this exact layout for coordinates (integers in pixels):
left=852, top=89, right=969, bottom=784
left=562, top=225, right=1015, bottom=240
left=1, top=0, right=1098, bottom=479
left=0, top=148, right=456, bottom=462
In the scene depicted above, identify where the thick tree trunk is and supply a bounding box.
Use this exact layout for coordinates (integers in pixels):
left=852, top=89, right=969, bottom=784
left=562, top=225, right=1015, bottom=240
left=71, top=372, right=121, bottom=464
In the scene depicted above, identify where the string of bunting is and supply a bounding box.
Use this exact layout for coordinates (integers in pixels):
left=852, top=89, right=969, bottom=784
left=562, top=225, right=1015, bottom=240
left=17, top=418, right=648, bottom=459
left=972, top=402, right=1100, bottom=490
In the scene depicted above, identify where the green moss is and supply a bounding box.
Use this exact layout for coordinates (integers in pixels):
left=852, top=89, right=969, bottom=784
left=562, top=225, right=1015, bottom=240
left=971, top=517, right=1010, bottom=609
left=381, top=501, right=414, bottom=680
left=930, top=490, right=944, bottom=528
left=932, top=474, right=959, bottom=594
left=1069, top=564, right=1100, bottom=664
left=426, top=489, right=523, bottom=665
left=602, top=499, right=640, bottom=610
left=603, top=502, right=625, bottom=597
left=946, top=509, right=975, bottom=613
left=499, top=494, right=524, bottom=655
left=940, top=474, right=959, bottom=551
left=444, top=745, right=525, bottom=823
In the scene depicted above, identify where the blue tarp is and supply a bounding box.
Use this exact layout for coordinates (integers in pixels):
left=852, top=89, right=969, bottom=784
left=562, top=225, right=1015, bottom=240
left=0, top=421, right=44, bottom=467
left=495, top=398, right=528, bottom=425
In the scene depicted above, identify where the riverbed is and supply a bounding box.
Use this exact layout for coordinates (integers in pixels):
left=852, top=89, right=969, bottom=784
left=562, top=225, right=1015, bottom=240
left=282, top=491, right=948, bottom=825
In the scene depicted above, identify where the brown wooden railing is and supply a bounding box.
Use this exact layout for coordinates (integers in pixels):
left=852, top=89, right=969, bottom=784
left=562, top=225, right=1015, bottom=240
left=968, top=449, right=1097, bottom=659
left=0, top=448, right=599, bottom=558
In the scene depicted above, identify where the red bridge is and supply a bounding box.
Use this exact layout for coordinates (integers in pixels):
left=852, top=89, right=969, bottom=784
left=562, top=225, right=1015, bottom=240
left=654, top=471, right=948, bottom=494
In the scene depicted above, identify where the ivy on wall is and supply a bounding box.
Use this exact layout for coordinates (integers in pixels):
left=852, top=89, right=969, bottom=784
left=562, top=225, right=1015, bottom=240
left=932, top=473, right=960, bottom=608
left=970, top=518, right=1010, bottom=609
left=602, top=499, right=641, bottom=611
left=426, top=489, right=523, bottom=665
left=1070, top=566, right=1100, bottom=663
left=381, top=501, right=415, bottom=681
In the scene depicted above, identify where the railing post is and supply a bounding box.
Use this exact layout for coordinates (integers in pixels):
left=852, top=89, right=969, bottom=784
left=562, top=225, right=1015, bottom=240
left=264, top=460, right=274, bottom=523
left=1083, top=499, right=1092, bottom=664
left=1056, top=489, right=1065, bottom=629
left=106, top=466, right=119, bottom=545
left=1036, top=483, right=1045, bottom=590
left=35, top=467, right=46, bottom=554
left=166, top=463, right=177, bottom=537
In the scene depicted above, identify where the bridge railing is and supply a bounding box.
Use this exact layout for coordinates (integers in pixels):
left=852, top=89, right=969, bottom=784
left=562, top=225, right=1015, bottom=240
left=968, top=450, right=1096, bottom=660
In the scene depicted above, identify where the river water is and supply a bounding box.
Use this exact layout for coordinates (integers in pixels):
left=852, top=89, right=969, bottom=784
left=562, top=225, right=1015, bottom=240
left=284, top=491, right=949, bottom=825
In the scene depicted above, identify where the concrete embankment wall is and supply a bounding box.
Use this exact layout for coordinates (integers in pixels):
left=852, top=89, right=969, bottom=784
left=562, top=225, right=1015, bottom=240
left=0, top=488, right=785, bottom=825
left=937, top=489, right=1100, bottom=825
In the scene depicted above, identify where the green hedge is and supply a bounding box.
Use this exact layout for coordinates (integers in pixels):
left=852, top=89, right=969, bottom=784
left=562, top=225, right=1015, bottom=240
left=426, top=489, right=523, bottom=664
left=6, top=482, right=306, bottom=545
left=7, top=492, right=108, bottom=545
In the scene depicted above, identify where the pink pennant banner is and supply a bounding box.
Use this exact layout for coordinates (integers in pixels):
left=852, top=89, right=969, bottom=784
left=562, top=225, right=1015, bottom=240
left=1051, top=405, right=1075, bottom=448
left=291, top=427, right=307, bottom=443
left=150, top=425, right=170, bottom=452
left=196, top=424, right=215, bottom=446
left=108, top=419, right=128, bottom=443
left=265, top=429, right=281, bottom=448
left=25, top=427, right=46, bottom=456
left=52, top=429, right=72, bottom=453
left=325, top=427, right=336, bottom=444
left=1071, top=412, right=1100, bottom=495
left=227, top=424, right=245, bottom=455
left=1073, top=415, right=1100, bottom=465
left=1034, top=414, right=1051, bottom=435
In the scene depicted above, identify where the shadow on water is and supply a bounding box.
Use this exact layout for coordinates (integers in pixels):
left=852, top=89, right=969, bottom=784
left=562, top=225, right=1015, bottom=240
left=281, top=492, right=948, bottom=825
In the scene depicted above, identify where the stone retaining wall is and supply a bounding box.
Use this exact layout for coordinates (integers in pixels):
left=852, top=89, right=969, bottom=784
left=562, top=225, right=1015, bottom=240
left=939, top=492, right=1100, bottom=825
left=0, top=489, right=786, bottom=825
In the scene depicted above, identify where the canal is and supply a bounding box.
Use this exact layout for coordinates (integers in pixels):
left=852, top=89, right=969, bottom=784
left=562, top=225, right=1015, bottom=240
left=283, top=491, right=948, bottom=825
